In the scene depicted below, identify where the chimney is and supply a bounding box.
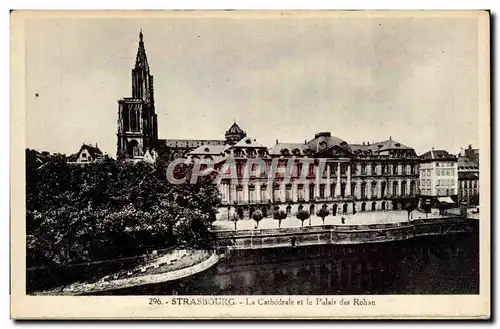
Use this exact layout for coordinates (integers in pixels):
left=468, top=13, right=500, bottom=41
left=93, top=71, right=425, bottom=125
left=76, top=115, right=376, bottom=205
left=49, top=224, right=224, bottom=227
left=276, top=139, right=279, bottom=145
left=362, top=142, right=365, bottom=146
left=367, top=141, right=370, bottom=146
left=304, top=139, right=307, bottom=145
left=460, top=147, right=464, bottom=156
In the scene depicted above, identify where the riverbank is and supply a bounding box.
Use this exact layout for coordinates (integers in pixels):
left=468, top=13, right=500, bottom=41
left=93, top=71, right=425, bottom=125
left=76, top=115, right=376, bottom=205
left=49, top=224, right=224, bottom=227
left=213, top=216, right=475, bottom=250
left=32, top=250, right=220, bottom=296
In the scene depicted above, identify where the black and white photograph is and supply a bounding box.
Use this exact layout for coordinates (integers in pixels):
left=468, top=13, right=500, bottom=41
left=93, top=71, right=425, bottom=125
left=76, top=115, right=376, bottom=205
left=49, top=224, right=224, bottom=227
left=11, top=10, right=490, bottom=319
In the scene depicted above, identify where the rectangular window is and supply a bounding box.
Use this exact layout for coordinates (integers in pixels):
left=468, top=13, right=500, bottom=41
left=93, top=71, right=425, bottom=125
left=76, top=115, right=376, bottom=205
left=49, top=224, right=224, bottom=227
left=285, top=185, right=292, bottom=201
left=236, top=186, right=243, bottom=203
left=260, top=186, right=267, bottom=201
left=297, top=185, right=304, bottom=200
left=248, top=186, right=255, bottom=202
left=273, top=185, right=280, bottom=201
left=309, top=185, right=315, bottom=200
left=308, top=163, right=315, bottom=176
left=320, top=185, right=325, bottom=199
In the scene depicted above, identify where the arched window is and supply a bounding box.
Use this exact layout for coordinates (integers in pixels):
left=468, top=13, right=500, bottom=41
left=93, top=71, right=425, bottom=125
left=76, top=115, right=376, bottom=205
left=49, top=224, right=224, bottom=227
left=286, top=205, right=292, bottom=216
left=127, top=139, right=140, bottom=157
left=342, top=204, right=348, bottom=213
left=371, top=201, right=376, bottom=211
left=332, top=204, right=338, bottom=216
left=381, top=201, right=386, bottom=210
left=361, top=202, right=366, bottom=212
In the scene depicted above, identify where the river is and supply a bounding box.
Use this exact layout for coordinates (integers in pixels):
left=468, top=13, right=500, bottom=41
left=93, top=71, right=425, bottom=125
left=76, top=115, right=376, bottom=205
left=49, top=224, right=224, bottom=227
left=93, top=232, right=479, bottom=295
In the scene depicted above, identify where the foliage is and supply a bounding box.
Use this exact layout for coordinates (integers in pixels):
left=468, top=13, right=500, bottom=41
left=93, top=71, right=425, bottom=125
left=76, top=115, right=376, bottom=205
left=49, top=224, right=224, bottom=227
left=252, top=210, right=264, bottom=229
left=316, top=205, right=330, bottom=224
left=231, top=212, right=240, bottom=231
left=273, top=208, right=287, bottom=228
left=26, top=149, right=221, bottom=267
left=296, top=209, right=310, bottom=227
left=404, top=200, right=417, bottom=220
left=421, top=200, right=432, bottom=218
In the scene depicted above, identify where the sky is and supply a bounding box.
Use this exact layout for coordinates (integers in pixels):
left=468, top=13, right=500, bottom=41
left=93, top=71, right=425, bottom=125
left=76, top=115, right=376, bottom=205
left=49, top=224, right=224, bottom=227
left=24, top=12, right=481, bottom=157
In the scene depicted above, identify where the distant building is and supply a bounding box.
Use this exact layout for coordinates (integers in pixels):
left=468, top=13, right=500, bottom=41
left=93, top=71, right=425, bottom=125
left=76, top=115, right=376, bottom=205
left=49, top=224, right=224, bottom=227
left=457, top=145, right=479, bottom=205
left=419, top=149, right=458, bottom=207
left=68, top=143, right=104, bottom=165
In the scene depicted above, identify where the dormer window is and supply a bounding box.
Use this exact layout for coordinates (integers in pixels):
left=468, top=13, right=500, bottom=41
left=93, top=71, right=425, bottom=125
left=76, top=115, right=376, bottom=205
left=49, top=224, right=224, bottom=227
left=204, top=147, right=210, bottom=152
left=293, top=148, right=301, bottom=156
left=245, top=139, right=252, bottom=144
left=319, top=141, right=327, bottom=149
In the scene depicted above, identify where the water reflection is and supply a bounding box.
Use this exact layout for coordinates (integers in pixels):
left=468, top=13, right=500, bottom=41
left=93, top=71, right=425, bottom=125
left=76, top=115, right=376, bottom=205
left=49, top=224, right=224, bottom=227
left=94, top=233, right=479, bottom=295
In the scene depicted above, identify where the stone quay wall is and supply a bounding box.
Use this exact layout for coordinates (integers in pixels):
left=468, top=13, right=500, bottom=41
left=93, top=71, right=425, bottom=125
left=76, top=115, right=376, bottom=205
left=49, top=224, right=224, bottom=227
left=213, top=217, right=476, bottom=250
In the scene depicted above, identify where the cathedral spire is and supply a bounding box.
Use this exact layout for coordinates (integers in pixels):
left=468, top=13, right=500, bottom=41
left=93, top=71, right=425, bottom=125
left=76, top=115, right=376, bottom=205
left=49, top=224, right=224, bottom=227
left=135, top=29, right=149, bottom=71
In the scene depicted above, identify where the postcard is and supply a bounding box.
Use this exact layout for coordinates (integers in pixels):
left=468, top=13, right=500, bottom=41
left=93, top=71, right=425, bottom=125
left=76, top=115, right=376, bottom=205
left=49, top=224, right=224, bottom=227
left=10, top=10, right=490, bottom=319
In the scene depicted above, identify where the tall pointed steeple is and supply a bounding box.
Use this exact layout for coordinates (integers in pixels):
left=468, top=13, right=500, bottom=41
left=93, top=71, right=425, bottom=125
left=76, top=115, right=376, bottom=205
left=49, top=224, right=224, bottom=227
left=135, top=29, right=149, bottom=71
left=117, top=30, right=158, bottom=159
left=131, top=29, right=154, bottom=104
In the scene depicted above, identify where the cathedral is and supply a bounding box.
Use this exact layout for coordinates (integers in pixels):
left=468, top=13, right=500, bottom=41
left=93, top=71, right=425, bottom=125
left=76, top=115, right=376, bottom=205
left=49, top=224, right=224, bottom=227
left=117, top=31, right=246, bottom=161
left=117, top=32, right=425, bottom=221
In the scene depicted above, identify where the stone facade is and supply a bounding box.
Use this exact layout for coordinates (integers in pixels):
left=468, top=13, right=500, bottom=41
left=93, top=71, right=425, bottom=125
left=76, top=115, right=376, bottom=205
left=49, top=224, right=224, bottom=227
left=215, top=132, right=420, bottom=220
left=457, top=145, right=479, bottom=205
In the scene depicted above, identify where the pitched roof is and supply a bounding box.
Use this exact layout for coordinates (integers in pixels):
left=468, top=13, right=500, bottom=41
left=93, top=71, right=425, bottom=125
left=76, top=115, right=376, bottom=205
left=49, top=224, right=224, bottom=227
left=225, top=122, right=245, bottom=135
left=268, top=143, right=310, bottom=156
left=349, top=139, right=412, bottom=153
left=458, top=154, right=479, bottom=169
left=420, top=149, right=457, bottom=160
left=232, top=136, right=267, bottom=148
left=307, top=132, right=348, bottom=153
left=80, top=144, right=103, bottom=159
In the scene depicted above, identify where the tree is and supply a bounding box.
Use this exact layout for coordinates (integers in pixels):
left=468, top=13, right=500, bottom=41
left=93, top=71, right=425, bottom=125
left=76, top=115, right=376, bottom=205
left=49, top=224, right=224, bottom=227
left=404, top=200, right=417, bottom=220
left=421, top=199, right=432, bottom=218
left=26, top=151, right=222, bottom=267
left=296, top=209, right=310, bottom=227
left=231, top=213, right=239, bottom=231
left=273, top=208, right=287, bottom=228
left=316, top=205, right=330, bottom=224
left=422, top=200, right=432, bottom=218
left=252, top=210, right=264, bottom=229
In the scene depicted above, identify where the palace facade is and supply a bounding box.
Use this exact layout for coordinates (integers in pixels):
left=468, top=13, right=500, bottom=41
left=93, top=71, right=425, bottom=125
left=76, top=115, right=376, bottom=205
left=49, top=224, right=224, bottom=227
left=207, top=132, right=420, bottom=220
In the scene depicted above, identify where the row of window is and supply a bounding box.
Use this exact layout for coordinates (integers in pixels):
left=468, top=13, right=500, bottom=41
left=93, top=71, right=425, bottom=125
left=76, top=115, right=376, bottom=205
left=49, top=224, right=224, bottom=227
left=436, top=169, right=456, bottom=176
left=460, top=180, right=478, bottom=189
left=230, top=162, right=418, bottom=177
left=228, top=181, right=417, bottom=202
left=460, top=189, right=478, bottom=198
left=436, top=179, right=456, bottom=187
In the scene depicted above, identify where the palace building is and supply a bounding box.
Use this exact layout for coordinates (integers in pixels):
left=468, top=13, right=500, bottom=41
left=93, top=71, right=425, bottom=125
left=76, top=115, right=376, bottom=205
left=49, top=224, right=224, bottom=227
left=213, top=132, right=420, bottom=220
left=117, top=32, right=428, bottom=220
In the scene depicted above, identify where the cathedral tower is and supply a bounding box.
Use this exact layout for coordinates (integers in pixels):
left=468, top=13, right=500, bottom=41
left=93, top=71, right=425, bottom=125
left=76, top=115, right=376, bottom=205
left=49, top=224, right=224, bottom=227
left=117, top=31, right=159, bottom=159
